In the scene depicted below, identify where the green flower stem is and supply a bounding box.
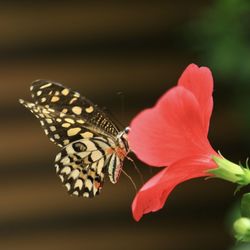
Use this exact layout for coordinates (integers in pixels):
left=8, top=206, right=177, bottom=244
left=241, top=193, right=250, bottom=218
left=209, top=155, right=250, bottom=186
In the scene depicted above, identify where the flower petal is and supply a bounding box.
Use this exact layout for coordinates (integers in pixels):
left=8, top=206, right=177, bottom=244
left=132, top=156, right=217, bottom=221
left=128, top=86, right=215, bottom=166
left=178, top=64, right=214, bottom=134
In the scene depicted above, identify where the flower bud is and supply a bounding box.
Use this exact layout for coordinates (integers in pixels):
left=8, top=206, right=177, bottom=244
left=234, top=217, right=250, bottom=242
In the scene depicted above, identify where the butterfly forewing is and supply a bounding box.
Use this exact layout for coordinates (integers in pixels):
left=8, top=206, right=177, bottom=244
left=19, top=99, right=100, bottom=147
left=30, top=80, right=120, bottom=136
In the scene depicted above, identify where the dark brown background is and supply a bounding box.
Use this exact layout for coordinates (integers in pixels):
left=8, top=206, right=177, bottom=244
left=0, top=1, right=249, bottom=249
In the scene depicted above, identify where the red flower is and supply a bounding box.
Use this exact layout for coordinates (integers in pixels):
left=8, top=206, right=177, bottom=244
left=128, top=64, right=220, bottom=221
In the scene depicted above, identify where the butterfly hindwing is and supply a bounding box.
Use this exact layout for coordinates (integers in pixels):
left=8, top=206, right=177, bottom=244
left=55, top=137, right=116, bottom=197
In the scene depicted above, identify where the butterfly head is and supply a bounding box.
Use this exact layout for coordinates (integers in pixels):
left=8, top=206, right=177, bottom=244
left=117, top=127, right=130, bottom=153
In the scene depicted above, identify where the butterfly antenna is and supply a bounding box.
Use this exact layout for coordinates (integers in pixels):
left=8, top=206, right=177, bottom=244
left=121, top=168, right=138, bottom=194
left=117, top=91, right=125, bottom=119
left=126, top=156, right=145, bottom=185
left=100, top=91, right=126, bottom=130
left=117, top=91, right=125, bottom=126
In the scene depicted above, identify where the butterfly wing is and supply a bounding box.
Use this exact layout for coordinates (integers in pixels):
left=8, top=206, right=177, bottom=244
left=30, top=80, right=120, bottom=136
left=20, top=80, right=126, bottom=197
left=19, top=80, right=120, bottom=147
left=55, top=137, right=117, bottom=197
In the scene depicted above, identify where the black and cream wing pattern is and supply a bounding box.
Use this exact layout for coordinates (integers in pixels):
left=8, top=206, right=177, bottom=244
left=19, top=80, right=130, bottom=198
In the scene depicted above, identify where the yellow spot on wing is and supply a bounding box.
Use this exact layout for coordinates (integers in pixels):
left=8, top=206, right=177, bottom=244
left=51, top=96, right=60, bottom=102
left=65, top=183, right=71, bottom=191
left=55, top=153, right=61, bottom=162
left=74, top=179, right=83, bottom=189
left=69, top=169, right=80, bottom=180
left=50, top=126, right=56, bottom=131
left=64, top=118, right=75, bottom=124
left=77, top=119, right=85, bottom=124
left=40, top=83, right=52, bottom=89
left=85, top=106, right=94, bottom=113
left=61, top=88, right=69, bottom=96
left=61, top=166, right=71, bottom=174
left=63, top=139, right=70, bottom=145
left=72, top=191, right=78, bottom=196
left=42, top=109, right=50, bottom=114
left=46, top=118, right=53, bottom=124
left=54, top=134, right=60, bottom=139
left=81, top=132, right=93, bottom=138
left=59, top=175, right=64, bottom=182
left=69, top=97, right=77, bottom=104
left=62, top=123, right=71, bottom=128
left=85, top=179, right=92, bottom=190
left=48, top=108, right=55, bottom=112
left=91, top=151, right=103, bottom=161
left=67, top=128, right=81, bottom=136
left=72, top=106, right=82, bottom=115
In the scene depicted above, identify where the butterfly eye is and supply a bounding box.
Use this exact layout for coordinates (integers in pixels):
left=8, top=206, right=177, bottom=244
left=95, top=176, right=101, bottom=182
left=125, top=127, right=130, bottom=134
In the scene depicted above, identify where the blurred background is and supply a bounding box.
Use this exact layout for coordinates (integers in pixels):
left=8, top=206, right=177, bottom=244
left=0, top=0, right=250, bottom=249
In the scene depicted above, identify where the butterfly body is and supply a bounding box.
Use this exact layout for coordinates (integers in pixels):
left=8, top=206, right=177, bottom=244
left=20, top=80, right=130, bottom=198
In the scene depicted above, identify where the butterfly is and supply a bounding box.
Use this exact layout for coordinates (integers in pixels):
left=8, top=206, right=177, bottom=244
left=19, top=80, right=130, bottom=198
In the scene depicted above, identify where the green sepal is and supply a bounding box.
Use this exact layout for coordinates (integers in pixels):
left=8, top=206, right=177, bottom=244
left=209, top=155, right=250, bottom=186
